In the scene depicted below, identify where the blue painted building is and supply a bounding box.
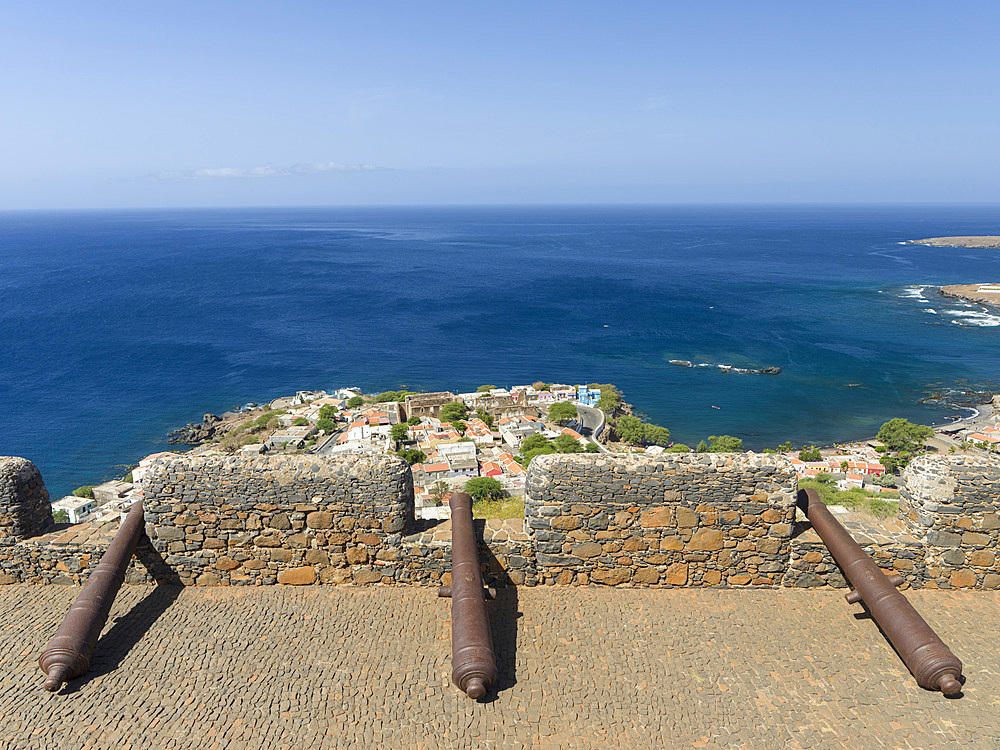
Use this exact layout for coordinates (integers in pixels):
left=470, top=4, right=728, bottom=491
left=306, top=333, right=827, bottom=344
left=577, top=386, right=601, bottom=406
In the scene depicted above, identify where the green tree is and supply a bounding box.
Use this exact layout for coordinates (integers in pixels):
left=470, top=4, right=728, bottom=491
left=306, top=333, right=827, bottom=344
left=374, top=390, right=416, bottom=403
left=876, top=418, right=934, bottom=453
left=73, top=486, right=95, bottom=499
left=475, top=408, right=494, bottom=427
left=318, top=404, right=338, bottom=420
left=407, top=415, right=421, bottom=425
left=347, top=396, right=364, bottom=408
left=777, top=441, right=793, bottom=453
left=798, top=445, right=822, bottom=461
left=464, top=476, right=506, bottom=501
left=871, top=472, right=898, bottom=488
left=592, top=384, right=621, bottom=415
left=695, top=440, right=709, bottom=453
left=390, top=423, right=409, bottom=442
left=531, top=381, right=550, bottom=391
left=666, top=444, right=692, bottom=452
left=548, top=401, right=578, bottom=424
left=452, top=420, right=467, bottom=434
left=398, top=449, right=426, bottom=465
left=642, top=423, right=672, bottom=447
left=585, top=442, right=601, bottom=452
left=706, top=435, right=743, bottom=452
left=616, top=415, right=645, bottom=444
left=292, top=416, right=309, bottom=426
left=477, top=384, right=498, bottom=393
left=553, top=434, right=583, bottom=453
left=521, top=434, right=549, bottom=453
left=316, top=418, right=336, bottom=433
left=439, top=401, right=468, bottom=423
left=429, top=480, right=451, bottom=505
left=53, top=509, right=70, bottom=523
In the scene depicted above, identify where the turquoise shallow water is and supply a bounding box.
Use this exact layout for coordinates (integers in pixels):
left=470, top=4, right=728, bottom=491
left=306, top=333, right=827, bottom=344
left=1, top=204, right=999, bottom=498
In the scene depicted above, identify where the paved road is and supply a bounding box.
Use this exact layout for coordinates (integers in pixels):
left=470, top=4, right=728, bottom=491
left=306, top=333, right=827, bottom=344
left=4, top=586, right=999, bottom=749
left=575, top=404, right=610, bottom=454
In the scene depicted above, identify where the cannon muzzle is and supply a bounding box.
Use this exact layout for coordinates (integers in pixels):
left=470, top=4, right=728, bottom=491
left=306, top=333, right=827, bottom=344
left=39, top=498, right=145, bottom=691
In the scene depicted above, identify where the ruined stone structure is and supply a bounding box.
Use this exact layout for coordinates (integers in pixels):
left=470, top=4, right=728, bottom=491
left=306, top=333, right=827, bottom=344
left=403, top=391, right=457, bottom=420
left=5, top=450, right=1000, bottom=589
left=0, top=457, right=52, bottom=542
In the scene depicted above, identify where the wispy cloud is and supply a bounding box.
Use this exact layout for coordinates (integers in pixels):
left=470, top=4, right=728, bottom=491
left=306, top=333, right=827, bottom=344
left=157, top=162, right=383, bottom=180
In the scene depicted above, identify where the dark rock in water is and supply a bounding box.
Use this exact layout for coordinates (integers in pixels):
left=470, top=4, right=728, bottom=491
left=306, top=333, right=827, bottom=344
left=167, top=417, right=219, bottom=444
left=668, top=359, right=781, bottom=374
left=203, top=413, right=221, bottom=424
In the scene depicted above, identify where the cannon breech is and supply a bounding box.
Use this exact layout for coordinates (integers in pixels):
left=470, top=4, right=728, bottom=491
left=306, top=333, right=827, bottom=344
left=798, top=488, right=962, bottom=695
left=440, top=492, right=498, bottom=699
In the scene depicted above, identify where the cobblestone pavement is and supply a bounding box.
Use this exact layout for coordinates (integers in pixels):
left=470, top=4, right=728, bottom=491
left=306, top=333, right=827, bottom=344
left=2, top=586, right=999, bottom=750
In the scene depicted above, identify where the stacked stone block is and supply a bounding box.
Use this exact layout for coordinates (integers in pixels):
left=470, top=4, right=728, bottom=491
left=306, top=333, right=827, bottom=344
left=900, top=454, right=1000, bottom=589
left=139, top=453, right=414, bottom=586
left=524, top=453, right=797, bottom=587
left=0, top=457, right=51, bottom=542
left=401, top=519, right=535, bottom=587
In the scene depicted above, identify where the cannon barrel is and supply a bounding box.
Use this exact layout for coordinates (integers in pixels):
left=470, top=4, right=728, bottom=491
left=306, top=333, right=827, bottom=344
left=445, top=492, right=498, bottom=699
left=38, top=498, right=145, bottom=692
left=798, top=488, right=962, bottom=696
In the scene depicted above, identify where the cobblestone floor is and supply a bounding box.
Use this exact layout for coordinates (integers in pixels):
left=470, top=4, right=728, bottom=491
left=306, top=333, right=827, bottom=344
left=2, top=585, right=998, bottom=750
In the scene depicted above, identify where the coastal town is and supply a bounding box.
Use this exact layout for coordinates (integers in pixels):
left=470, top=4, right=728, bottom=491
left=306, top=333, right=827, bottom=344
left=51, top=379, right=1000, bottom=526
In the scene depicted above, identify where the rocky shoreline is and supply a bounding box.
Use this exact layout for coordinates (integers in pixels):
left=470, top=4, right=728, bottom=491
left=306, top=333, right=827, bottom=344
left=908, top=236, right=1000, bottom=249
left=940, top=283, right=1000, bottom=309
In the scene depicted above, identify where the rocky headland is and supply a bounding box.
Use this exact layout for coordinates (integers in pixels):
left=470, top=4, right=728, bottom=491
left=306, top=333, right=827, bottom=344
left=940, top=284, right=1000, bottom=309
left=908, top=236, right=1000, bottom=249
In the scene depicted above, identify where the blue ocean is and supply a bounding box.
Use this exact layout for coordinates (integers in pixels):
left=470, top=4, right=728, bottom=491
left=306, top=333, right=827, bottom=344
left=2, top=205, right=999, bottom=499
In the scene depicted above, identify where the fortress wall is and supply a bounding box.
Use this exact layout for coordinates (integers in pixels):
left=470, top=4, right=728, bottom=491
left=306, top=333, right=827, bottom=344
left=6, top=451, right=1000, bottom=589
left=0, top=457, right=52, bottom=543
left=139, top=454, right=414, bottom=586
left=523, top=453, right=798, bottom=587
left=899, top=455, right=1000, bottom=589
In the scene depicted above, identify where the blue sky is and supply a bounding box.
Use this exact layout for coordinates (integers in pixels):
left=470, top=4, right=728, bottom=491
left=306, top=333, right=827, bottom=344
left=2, top=1, right=998, bottom=208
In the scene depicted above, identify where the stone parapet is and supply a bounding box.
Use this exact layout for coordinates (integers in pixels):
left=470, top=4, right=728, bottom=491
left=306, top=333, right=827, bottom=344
left=900, top=454, right=1000, bottom=588
left=524, top=453, right=798, bottom=587
left=400, top=518, right=535, bottom=587
left=138, top=453, right=415, bottom=586
left=784, top=513, right=927, bottom=589
left=0, top=456, right=52, bottom=542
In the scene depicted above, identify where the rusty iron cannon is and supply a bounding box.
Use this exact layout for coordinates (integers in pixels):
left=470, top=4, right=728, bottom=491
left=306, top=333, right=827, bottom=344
left=437, top=492, right=498, bottom=699
left=39, top=498, right=145, bottom=692
left=797, top=488, right=963, bottom=696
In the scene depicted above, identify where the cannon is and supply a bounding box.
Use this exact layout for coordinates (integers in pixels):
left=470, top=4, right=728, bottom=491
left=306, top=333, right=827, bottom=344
left=39, top=498, right=145, bottom=692
left=437, top=492, right=498, bottom=699
left=797, top=488, right=963, bottom=695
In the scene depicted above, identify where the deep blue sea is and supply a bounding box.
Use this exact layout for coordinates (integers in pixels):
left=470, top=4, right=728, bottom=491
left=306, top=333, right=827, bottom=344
left=2, top=205, right=999, bottom=499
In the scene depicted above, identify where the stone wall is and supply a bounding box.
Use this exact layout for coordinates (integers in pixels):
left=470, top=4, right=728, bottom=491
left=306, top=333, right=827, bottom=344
left=784, top=517, right=927, bottom=589
left=899, top=454, right=1000, bottom=589
left=401, top=518, right=535, bottom=587
left=0, top=457, right=52, bottom=542
left=524, top=453, right=798, bottom=587
left=139, top=453, right=414, bottom=586
left=5, top=450, right=1000, bottom=590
